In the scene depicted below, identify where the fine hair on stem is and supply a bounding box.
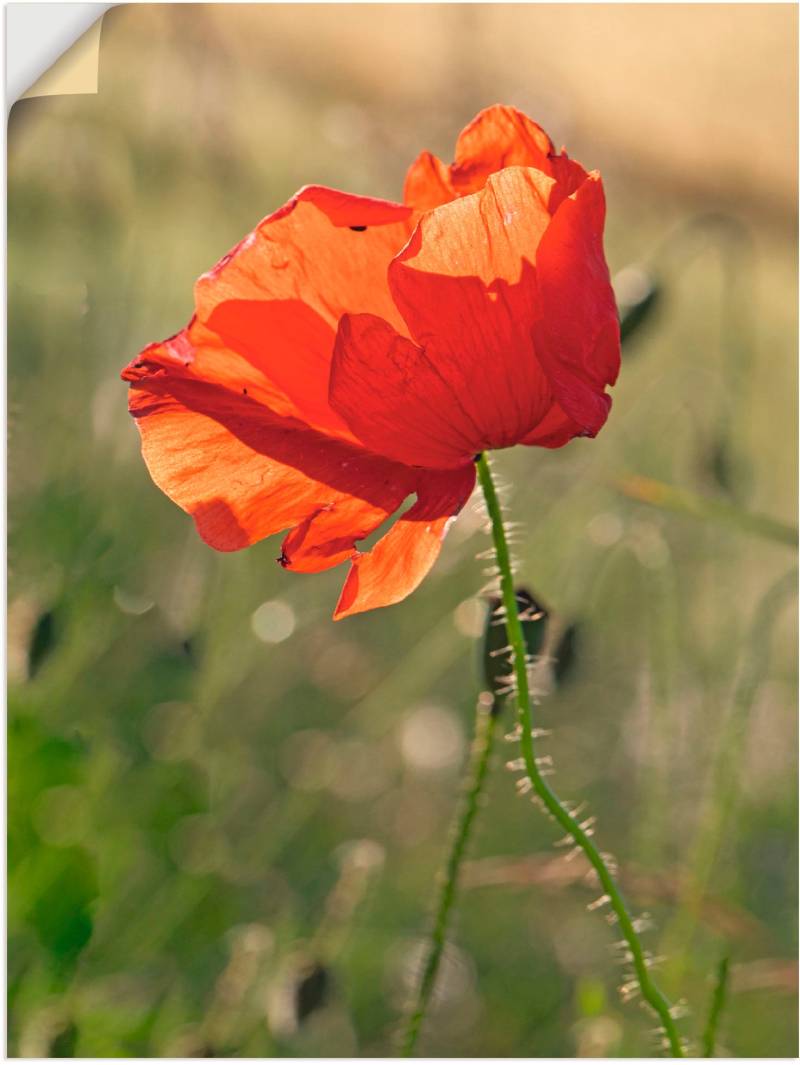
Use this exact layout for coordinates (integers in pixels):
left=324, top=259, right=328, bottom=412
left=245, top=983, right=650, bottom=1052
left=475, top=451, right=685, bottom=1057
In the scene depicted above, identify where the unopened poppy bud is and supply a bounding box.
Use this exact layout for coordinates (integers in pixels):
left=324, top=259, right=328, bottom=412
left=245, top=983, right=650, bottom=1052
left=481, top=586, right=549, bottom=706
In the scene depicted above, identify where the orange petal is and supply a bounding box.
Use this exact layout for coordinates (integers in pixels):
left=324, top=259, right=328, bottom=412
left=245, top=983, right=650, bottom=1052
left=450, top=105, right=556, bottom=194
left=279, top=493, right=411, bottom=574
left=196, top=185, right=412, bottom=332
left=188, top=185, right=414, bottom=433
left=122, top=318, right=354, bottom=439
left=531, top=173, right=620, bottom=436
left=403, top=105, right=589, bottom=214
left=198, top=300, right=349, bottom=437
left=334, top=465, right=476, bottom=620
left=403, top=151, right=455, bottom=212
left=329, top=313, right=481, bottom=469
left=127, top=374, right=414, bottom=554
left=389, top=167, right=556, bottom=450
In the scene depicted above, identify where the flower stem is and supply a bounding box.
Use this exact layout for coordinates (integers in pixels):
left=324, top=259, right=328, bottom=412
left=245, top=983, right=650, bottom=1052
left=475, top=452, right=684, bottom=1058
left=401, top=695, right=499, bottom=1056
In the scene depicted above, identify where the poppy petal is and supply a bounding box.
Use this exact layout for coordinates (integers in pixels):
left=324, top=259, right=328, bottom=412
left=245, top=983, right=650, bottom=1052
left=127, top=374, right=414, bottom=554
left=403, top=106, right=589, bottom=213
left=279, top=493, right=411, bottom=574
left=403, top=150, right=455, bottom=211
left=189, top=185, right=414, bottom=433
left=196, top=185, right=412, bottom=330
left=520, top=401, right=585, bottom=449
left=329, top=313, right=481, bottom=469
left=334, top=465, right=476, bottom=620
left=389, top=167, right=557, bottom=450
left=531, top=173, right=620, bottom=436
left=450, top=104, right=556, bottom=194
left=545, top=151, right=590, bottom=212
left=121, top=318, right=356, bottom=439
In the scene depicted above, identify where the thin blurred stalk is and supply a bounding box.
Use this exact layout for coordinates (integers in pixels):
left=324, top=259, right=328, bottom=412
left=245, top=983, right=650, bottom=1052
left=641, top=212, right=757, bottom=502
left=475, top=453, right=685, bottom=1057
left=661, top=567, right=797, bottom=978
left=566, top=530, right=679, bottom=871
left=701, top=957, right=730, bottom=1057
left=633, top=539, right=681, bottom=870
left=401, top=693, right=499, bottom=1056
left=617, top=475, right=798, bottom=548
left=715, top=221, right=754, bottom=504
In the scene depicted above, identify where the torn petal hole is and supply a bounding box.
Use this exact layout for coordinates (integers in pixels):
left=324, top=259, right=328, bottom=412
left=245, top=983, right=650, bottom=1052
left=354, top=493, right=417, bottom=552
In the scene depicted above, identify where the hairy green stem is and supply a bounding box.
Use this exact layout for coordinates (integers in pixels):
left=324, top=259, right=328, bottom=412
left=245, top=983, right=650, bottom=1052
left=475, top=452, right=684, bottom=1057
left=401, top=695, right=499, bottom=1056
left=701, top=957, right=730, bottom=1057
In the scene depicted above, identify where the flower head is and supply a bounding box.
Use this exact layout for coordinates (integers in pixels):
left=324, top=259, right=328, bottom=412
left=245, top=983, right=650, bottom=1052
left=122, top=106, right=620, bottom=618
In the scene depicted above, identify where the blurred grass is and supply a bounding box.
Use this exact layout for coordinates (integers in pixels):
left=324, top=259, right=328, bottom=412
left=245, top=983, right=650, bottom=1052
left=617, top=475, right=798, bottom=548
left=7, top=4, right=798, bottom=1057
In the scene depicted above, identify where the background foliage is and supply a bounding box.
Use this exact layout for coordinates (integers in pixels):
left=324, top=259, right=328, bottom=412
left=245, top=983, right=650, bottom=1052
left=8, top=5, right=797, bottom=1056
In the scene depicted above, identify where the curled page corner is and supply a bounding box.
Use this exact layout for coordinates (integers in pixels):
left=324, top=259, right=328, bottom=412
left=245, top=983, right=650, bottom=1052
left=7, top=3, right=113, bottom=107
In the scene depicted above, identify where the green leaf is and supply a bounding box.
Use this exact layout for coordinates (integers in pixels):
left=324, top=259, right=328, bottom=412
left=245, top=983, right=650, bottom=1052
left=25, top=846, right=98, bottom=969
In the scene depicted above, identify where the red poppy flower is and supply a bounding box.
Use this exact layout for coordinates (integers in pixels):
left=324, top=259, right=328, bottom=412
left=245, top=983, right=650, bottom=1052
left=122, top=105, right=620, bottom=619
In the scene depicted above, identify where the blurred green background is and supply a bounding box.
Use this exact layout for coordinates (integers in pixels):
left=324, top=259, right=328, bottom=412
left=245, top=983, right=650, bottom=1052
left=8, top=4, right=798, bottom=1057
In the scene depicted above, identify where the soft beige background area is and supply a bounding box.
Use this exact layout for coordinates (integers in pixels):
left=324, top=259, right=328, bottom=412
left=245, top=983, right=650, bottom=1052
left=204, top=3, right=797, bottom=214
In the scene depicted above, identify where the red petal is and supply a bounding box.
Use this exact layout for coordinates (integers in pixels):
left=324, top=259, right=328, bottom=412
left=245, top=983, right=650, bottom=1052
left=334, top=465, right=476, bottom=620
left=188, top=185, right=413, bottom=433
left=329, top=313, right=480, bottom=469
left=127, top=374, right=414, bottom=554
left=196, top=185, right=412, bottom=330
left=403, top=106, right=589, bottom=213
left=198, top=300, right=350, bottom=438
left=121, top=318, right=352, bottom=437
left=403, top=151, right=455, bottom=212
left=269, top=185, right=413, bottom=228
left=546, top=151, right=590, bottom=212
left=520, top=401, right=584, bottom=449
left=450, top=105, right=556, bottom=194
left=280, top=493, right=409, bottom=574
left=531, top=173, right=620, bottom=436
left=389, top=167, right=557, bottom=450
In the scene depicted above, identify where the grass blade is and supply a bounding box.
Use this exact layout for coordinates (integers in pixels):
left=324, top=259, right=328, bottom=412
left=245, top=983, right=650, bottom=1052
left=702, top=956, right=730, bottom=1057
left=617, top=475, right=797, bottom=548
